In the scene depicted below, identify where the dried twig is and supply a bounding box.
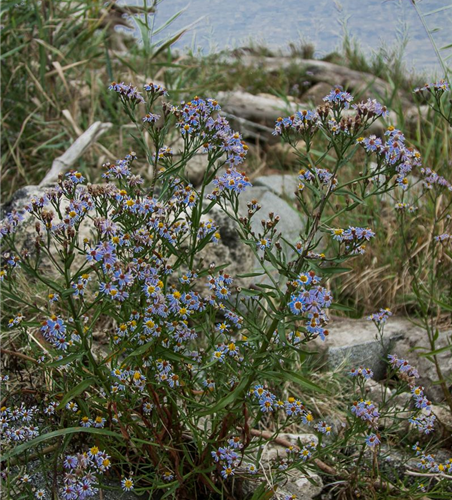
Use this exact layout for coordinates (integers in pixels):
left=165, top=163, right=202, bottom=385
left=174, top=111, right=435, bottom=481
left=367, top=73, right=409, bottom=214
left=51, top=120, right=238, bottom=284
left=406, top=470, right=452, bottom=480
left=248, top=428, right=337, bottom=476
left=1, top=347, right=38, bottom=364
left=39, top=120, right=112, bottom=186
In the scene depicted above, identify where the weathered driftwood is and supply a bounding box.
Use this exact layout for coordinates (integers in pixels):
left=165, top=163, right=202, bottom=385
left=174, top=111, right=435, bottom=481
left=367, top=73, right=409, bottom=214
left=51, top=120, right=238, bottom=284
left=227, top=54, right=407, bottom=102
left=221, top=111, right=276, bottom=141
left=39, top=121, right=112, bottom=186
left=217, top=90, right=305, bottom=125
left=217, top=89, right=397, bottom=138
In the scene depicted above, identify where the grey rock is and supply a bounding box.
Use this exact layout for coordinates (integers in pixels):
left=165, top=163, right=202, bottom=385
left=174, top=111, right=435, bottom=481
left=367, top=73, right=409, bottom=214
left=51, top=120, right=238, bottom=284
left=277, top=470, right=323, bottom=500
left=253, top=174, right=300, bottom=202
left=94, top=481, right=142, bottom=500
left=238, top=186, right=303, bottom=244
left=302, top=82, right=333, bottom=105
left=263, top=433, right=319, bottom=462
left=315, top=316, right=405, bottom=380
left=364, top=379, right=392, bottom=404
left=317, top=317, right=452, bottom=402
left=269, top=141, right=306, bottom=167
left=216, top=90, right=300, bottom=127
left=196, top=205, right=255, bottom=288
left=241, top=433, right=323, bottom=500
left=433, top=405, right=452, bottom=431
left=185, top=153, right=210, bottom=186
left=196, top=184, right=304, bottom=289
left=392, top=323, right=452, bottom=403
left=405, top=105, right=432, bottom=127
left=229, top=55, right=412, bottom=108
left=236, top=186, right=304, bottom=286
left=0, top=185, right=43, bottom=216
left=170, top=137, right=210, bottom=187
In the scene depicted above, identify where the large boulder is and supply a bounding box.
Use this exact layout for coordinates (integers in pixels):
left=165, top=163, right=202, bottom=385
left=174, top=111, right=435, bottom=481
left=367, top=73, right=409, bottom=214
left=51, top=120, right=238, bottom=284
left=241, top=433, right=323, bottom=500
left=253, top=174, right=300, bottom=202
left=302, top=82, right=335, bottom=105
left=317, top=317, right=452, bottom=402
left=238, top=185, right=303, bottom=245
left=314, top=316, right=405, bottom=380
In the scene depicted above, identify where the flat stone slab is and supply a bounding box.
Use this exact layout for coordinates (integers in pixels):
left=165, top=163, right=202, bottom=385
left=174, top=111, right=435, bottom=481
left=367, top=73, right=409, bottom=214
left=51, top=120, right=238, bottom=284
left=253, top=174, right=300, bottom=202
left=319, top=317, right=406, bottom=380
left=237, top=186, right=304, bottom=285
left=238, top=186, right=303, bottom=244
left=317, top=317, right=452, bottom=402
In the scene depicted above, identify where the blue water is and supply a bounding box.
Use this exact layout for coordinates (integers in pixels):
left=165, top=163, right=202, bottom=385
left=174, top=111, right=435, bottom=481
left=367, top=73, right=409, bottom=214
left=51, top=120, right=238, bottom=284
left=123, top=0, right=452, bottom=75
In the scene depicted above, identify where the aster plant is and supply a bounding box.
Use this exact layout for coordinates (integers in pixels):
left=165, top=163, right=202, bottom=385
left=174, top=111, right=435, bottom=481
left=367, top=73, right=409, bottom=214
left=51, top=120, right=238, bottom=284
left=1, top=81, right=451, bottom=499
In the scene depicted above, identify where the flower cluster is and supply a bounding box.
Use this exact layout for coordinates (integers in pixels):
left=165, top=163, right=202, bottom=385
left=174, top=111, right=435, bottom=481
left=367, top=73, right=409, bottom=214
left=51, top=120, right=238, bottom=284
left=143, top=82, right=168, bottom=96
left=351, top=400, right=381, bottom=448
left=314, top=421, right=332, bottom=435
left=394, top=202, right=417, bottom=213
left=108, top=82, right=144, bottom=103
left=408, top=386, right=435, bottom=434
left=323, top=87, right=353, bottom=109
left=250, top=386, right=314, bottom=423
left=331, top=226, right=375, bottom=243
left=350, top=367, right=374, bottom=379
left=297, top=167, right=337, bottom=191
left=352, top=98, right=389, bottom=118
left=351, top=399, right=380, bottom=426
left=420, top=167, right=452, bottom=191
left=0, top=404, right=40, bottom=443
left=211, top=437, right=244, bottom=479
left=209, top=167, right=252, bottom=199
left=388, top=355, right=435, bottom=434
left=172, top=96, right=248, bottom=167
left=367, top=308, right=392, bottom=326
left=413, top=443, right=452, bottom=474
left=142, top=112, right=161, bottom=124
left=40, top=315, right=76, bottom=351
left=413, top=80, right=450, bottom=94
left=387, top=354, right=419, bottom=378
left=331, top=226, right=375, bottom=255
left=357, top=126, right=422, bottom=189
left=435, top=233, right=451, bottom=243
left=61, top=447, right=111, bottom=499
left=288, top=272, right=332, bottom=341
left=273, top=109, right=320, bottom=136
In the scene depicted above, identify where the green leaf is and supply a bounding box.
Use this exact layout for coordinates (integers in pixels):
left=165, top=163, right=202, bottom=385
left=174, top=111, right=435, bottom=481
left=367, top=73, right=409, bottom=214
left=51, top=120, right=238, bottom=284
left=0, top=427, right=124, bottom=462
left=419, top=344, right=452, bottom=357
left=0, top=42, right=28, bottom=61
left=236, top=272, right=266, bottom=278
left=57, top=378, right=96, bottom=410
left=250, top=483, right=274, bottom=500
left=195, top=377, right=249, bottom=417
left=237, top=288, right=259, bottom=297
left=46, top=352, right=83, bottom=368
left=277, top=321, right=287, bottom=345
left=123, top=341, right=155, bottom=363
left=334, top=189, right=363, bottom=204
left=263, top=370, right=328, bottom=394
left=330, top=302, right=355, bottom=312
left=425, top=5, right=452, bottom=16
left=153, top=30, right=186, bottom=59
